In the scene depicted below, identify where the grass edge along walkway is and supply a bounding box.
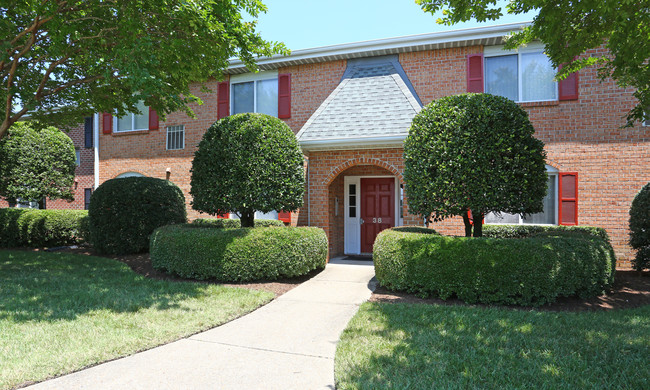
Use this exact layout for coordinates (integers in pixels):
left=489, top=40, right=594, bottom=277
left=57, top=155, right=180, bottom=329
left=336, top=301, right=650, bottom=389
left=0, top=250, right=274, bottom=390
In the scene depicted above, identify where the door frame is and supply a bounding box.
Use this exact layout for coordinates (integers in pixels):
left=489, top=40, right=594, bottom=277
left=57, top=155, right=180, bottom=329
left=344, top=175, right=402, bottom=255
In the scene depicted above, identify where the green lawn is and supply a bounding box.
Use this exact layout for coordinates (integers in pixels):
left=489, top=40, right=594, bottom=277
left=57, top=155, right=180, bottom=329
left=0, top=250, right=274, bottom=389
left=336, top=302, right=650, bottom=389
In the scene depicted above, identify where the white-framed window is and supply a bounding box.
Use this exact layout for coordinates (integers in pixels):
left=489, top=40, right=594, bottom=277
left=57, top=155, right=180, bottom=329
left=166, top=125, right=185, bottom=150
left=114, top=100, right=149, bottom=132
left=485, top=165, right=558, bottom=225
left=484, top=44, right=558, bottom=103
left=230, top=71, right=278, bottom=116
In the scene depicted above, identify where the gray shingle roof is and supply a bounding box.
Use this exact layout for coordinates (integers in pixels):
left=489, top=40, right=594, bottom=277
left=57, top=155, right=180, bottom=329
left=296, top=56, right=421, bottom=145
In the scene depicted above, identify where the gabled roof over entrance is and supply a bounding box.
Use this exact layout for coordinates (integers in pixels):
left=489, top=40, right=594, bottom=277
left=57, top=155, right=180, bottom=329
left=297, top=55, right=422, bottom=151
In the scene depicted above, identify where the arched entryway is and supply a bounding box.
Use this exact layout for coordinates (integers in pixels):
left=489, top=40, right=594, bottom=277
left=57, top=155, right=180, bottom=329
left=327, top=164, right=403, bottom=257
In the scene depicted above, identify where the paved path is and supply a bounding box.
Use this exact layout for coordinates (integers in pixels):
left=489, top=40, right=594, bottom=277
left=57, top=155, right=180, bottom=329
left=28, top=259, right=376, bottom=390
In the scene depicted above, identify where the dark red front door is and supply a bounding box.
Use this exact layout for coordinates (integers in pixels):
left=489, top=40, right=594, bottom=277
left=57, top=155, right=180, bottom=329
left=360, top=178, right=395, bottom=253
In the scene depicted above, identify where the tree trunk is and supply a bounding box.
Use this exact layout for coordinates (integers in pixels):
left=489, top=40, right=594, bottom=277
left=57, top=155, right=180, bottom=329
left=462, top=212, right=472, bottom=237
left=472, top=211, right=484, bottom=237
left=38, top=197, right=46, bottom=210
left=240, top=209, right=255, bottom=228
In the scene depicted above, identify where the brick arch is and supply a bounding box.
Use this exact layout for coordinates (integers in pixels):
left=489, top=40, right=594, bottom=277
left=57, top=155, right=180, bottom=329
left=324, top=157, right=403, bottom=186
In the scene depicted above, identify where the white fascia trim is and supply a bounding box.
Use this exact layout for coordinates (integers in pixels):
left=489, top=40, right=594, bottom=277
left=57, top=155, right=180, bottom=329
left=299, top=135, right=406, bottom=151
left=228, top=22, right=531, bottom=71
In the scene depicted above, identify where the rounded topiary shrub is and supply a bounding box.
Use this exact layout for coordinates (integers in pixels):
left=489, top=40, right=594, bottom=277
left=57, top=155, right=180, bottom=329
left=191, top=113, right=304, bottom=227
left=150, top=225, right=327, bottom=282
left=89, top=177, right=186, bottom=254
left=191, top=218, right=285, bottom=228
left=374, top=229, right=616, bottom=306
left=630, top=182, right=650, bottom=270
left=0, top=208, right=88, bottom=247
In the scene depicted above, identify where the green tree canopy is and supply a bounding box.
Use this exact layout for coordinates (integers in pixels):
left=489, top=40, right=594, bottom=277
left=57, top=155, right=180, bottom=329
left=0, top=0, right=287, bottom=137
left=404, top=93, right=548, bottom=237
left=0, top=121, right=76, bottom=206
left=190, top=113, right=305, bottom=228
left=417, top=0, right=650, bottom=126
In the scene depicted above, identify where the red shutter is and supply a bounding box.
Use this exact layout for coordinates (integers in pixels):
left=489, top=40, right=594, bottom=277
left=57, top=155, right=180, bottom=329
left=217, top=81, right=230, bottom=119
left=278, top=211, right=291, bottom=224
left=467, top=210, right=484, bottom=225
left=558, top=64, right=579, bottom=101
left=217, top=213, right=230, bottom=219
left=466, top=54, right=484, bottom=93
left=149, top=108, right=159, bottom=130
left=102, top=112, right=112, bottom=134
left=278, top=74, right=291, bottom=119
left=558, top=172, right=578, bottom=225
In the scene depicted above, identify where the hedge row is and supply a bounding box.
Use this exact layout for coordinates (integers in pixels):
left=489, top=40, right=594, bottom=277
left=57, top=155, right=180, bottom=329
left=374, top=227, right=616, bottom=306
left=483, top=224, right=610, bottom=241
left=191, top=218, right=285, bottom=228
left=150, top=225, right=327, bottom=282
left=0, top=208, right=88, bottom=247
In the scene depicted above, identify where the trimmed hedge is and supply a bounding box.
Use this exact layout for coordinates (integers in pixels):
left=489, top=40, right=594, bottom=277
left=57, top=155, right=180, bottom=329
left=629, top=183, right=650, bottom=271
left=191, top=218, right=285, bottom=228
left=88, top=177, right=186, bottom=254
left=374, top=228, right=616, bottom=306
left=0, top=208, right=88, bottom=247
left=150, top=225, right=327, bottom=282
left=391, top=226, right=439, bottom=235
left=483, top=224, right=611, bottom=241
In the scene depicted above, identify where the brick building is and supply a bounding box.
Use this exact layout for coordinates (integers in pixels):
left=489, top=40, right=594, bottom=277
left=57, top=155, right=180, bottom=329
left=0, top=117, right=97, bottom=210
left=95, top=23, right=649, bottom=268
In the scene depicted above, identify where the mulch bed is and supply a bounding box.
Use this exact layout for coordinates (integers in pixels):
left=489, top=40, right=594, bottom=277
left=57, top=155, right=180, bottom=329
left=370, top=270, right=650, bottom=312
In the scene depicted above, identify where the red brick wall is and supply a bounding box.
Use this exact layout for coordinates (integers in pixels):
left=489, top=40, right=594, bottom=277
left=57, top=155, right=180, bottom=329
left=0, top=121, right=94, bottom=210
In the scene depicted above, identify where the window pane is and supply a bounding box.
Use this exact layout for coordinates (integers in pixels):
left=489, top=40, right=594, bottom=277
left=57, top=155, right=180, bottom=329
left=116, top=114, right=132, bottom=131
left=133, top=100, right=149, bottom=130
left=485, top=212, right=520, bottom=224
left=485, top=55, right=518, bottom=101
left=523, top=175, right=556, bottom=224
left=232, top=82, right=254, bottom=114
left=256, top=79, right=278, bottom=116
left=256, top=210, right=278, bottom=220
left=521, top=52, right=557, bottom=101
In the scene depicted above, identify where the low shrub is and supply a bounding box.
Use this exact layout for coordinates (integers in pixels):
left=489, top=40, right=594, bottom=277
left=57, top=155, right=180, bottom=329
left=391, top=226, right=438, bottom=235
left=150, top=225, right=327, bottom=282
left=191, top=218, right=285, bottom=228
left=629, top=183, right=650, bottom=271
left=374, top=229, right=616, bottom=306
left=483, top=224, right=610, bottom=241
left=0, top=208, right=88, bottom=247
left=88, top=177, right=186, bottom=254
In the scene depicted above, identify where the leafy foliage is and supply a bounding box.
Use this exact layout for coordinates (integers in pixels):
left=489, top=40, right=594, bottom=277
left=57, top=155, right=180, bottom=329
left=0, top=208, right=88, bottom=247
left=373, top=228, right=616, bottom=306
left=88, top=177, right=186, bottom=254
left=629, top=182, right=650, bottom=271
left=191, top=113, right=305, bottom=227
left=0, top=0, right=288, bottom=137
left=404, top=93, right=547, bottom=237
left=191, top=218, right=285, bottom=228
left=483, top=224, right=612, bottom=242
left=151, top=225, right=327, bottom=282
left=417, top=0, right=650, bottom=126
left=0, top=122, right=76, bottom=204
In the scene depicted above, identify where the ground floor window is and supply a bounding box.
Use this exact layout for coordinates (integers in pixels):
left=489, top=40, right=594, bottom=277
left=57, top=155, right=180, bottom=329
left=485, top=169, right=558, bottom=225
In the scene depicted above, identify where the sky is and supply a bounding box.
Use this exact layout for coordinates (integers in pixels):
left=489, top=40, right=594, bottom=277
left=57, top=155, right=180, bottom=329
left=254, top=0, right=538, bottom=51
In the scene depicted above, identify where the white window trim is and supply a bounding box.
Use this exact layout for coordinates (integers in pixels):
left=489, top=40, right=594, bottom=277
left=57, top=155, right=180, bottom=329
left=485, top=165, right=559, bottom=226
left=166, top=125, right=185, bottom=150
left=484, top=43, right=558, bottom=103
left=230, top=70, right=279, bottom=115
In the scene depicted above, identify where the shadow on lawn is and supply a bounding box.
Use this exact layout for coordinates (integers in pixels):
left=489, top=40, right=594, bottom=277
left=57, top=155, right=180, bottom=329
left=0, top=250, right=215, bottom=322
left=341, top=302, right=649, bottom=389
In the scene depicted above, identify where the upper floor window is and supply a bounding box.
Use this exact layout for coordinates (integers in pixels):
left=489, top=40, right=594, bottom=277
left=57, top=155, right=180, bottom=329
left=484, top=44, right=557, bottom=103
left=231, top=71, right=278, bottom=116
left=114, top=100, right=149, bottom=132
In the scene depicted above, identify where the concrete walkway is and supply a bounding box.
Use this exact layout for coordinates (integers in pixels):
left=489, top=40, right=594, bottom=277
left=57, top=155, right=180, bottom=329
left=28, top=259, right=376, bottom=390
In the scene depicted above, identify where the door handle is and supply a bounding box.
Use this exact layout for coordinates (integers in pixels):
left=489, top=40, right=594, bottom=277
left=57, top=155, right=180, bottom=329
left=359, top=218, right=364, bottom=225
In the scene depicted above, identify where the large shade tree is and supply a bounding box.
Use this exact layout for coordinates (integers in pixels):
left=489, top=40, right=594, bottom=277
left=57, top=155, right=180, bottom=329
left=0, top=121, right=76, bottom=207
left=404, top=93, right=548, bottom=237
left=190, top=113, right=305, bottom=228
left=417, top=0, right=650, bottom=126
left=0, top=0, right=287, bottom=138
